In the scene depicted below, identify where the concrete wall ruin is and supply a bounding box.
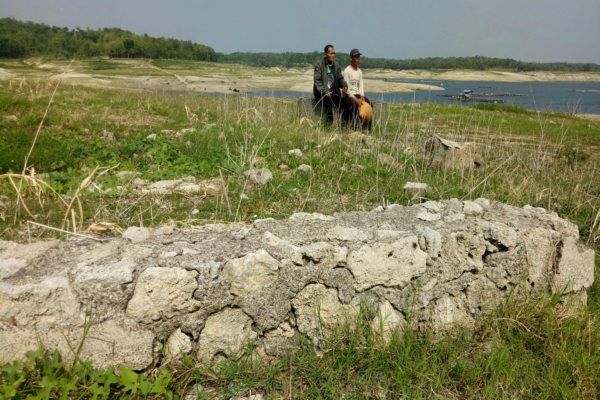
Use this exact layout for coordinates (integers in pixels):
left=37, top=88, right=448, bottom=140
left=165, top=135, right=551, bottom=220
left=0, top=199, right=595, bottom=369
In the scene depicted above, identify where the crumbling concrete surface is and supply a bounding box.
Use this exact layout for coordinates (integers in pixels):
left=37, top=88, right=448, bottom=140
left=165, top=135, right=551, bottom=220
left=0, top=199, right=594, bottom=369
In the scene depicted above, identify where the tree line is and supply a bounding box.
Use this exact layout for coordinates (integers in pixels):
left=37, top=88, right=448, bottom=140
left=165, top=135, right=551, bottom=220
left=0, top=18, right=217, bottom=61
left=2, top=18, right=598, bottom=72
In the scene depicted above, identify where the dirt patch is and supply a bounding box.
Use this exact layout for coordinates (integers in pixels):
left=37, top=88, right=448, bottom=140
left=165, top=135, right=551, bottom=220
left=0, top=68, right=14, bottom=80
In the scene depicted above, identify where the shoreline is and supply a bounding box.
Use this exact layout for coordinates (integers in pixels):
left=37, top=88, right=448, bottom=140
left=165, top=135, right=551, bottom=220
left=366, top=69, right=600, bottom=83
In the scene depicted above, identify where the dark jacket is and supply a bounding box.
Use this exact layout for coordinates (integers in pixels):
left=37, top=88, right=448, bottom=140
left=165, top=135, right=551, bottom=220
left=313, top=58, right=347, bottom=98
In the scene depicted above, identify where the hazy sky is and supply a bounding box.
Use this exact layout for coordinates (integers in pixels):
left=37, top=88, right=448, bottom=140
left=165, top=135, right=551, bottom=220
left=2, top=0, right=599, bottom=63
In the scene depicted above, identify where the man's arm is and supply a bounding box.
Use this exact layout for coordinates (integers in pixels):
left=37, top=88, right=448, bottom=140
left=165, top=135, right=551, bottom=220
left=313, top=64, right=326, bottom=94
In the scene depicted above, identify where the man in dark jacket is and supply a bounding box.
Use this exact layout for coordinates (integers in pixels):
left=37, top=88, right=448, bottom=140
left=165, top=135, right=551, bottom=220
left=313, top=44, right=348, bottom=126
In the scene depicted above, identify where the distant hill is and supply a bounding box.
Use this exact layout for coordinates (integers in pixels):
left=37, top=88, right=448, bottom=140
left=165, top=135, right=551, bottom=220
left=1, top=18, right=598, bottom=72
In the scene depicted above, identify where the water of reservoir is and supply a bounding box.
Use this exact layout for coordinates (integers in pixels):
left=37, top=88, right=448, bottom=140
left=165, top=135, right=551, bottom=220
left=248, top=79, right=600, bottom=114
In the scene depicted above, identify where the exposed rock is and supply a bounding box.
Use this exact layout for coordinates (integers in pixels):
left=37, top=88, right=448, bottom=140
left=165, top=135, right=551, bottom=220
left=0, top=318, right=155, bottom=370
left=370, top=300, right=406, bottom=340
left=463, top=201, right=484, bottom=216
left=403, top=182, right=428, bottom=200
left=378, top=153, right=396, bottom=167
left=327, top=226, right=370, bottom=242
left=424, top=135, right=483, bottom=170
left=197, top=308, right=257, bottom=361
left=143, top=179, right=183, bottom=194
left=297, top=164, right=312, bottom=173
left=0, top=276, right=82, bottom=327
left=222, top=250, right=280, bottom=296
left=417, top=227, right=442, bottom=260
left=288, top=148, right=303, bottom=157
left=165, top=328, right=192, bottom=361
left=553, top=236, right=595, bottom=293
left=243, top=168, right=273, bottom=186
left=0, top=258, right=27, bottom=280
left=123, top=226, right=152, bottom=243
left=71, top=260, right=135, bottom=315
left=177, top=182, right=202, bottom=193
left=102, top=129, right=115, bottom=143
left=483, top=222, right=518, bottom=249
left=417, top=211, right=441, bottom=221
left=261, top=322, right=299, bottom=357
left=126, top=267, right=201, bottom=323
left=348, top=237, right=427, bottom=291
left=523, top=228, right=558, bottom=289
left=292, top=284, right=355, bottom=345
left=0, top=199, right=594, bottom=369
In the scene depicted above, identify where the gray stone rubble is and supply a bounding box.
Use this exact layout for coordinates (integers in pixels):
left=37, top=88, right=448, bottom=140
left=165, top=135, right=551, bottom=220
left=0, top=199, right=595, bottom=369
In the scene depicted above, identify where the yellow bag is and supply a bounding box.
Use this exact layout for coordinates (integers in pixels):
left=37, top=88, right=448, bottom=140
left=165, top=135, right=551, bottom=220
left=357, top=98, right=373, bottom=123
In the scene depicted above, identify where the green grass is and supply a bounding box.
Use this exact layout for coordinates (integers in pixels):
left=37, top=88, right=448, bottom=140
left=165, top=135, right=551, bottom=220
left=0, top=74, right=598, bottom=398
left=1, top=292, right=598, bottom=399
left=0, top=79, right=598, bottom=241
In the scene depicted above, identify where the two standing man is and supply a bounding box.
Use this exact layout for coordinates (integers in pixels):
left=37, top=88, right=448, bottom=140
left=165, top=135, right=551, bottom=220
left=313, top=44, right=371, bottom=128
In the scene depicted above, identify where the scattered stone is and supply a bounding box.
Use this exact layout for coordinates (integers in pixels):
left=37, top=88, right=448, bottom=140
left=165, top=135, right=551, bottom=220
left=288, top=148, right=303, bottom=157
left=278, top=164, right=290, bottom=171
left=102, top=129, right=115, bottom=143
left=424, top=135, right=483, bottom=170
left=403, top=182, right=428, bottom=200
left=145, top=133, right=158, bottom=140
left=183, top=384, right=206, bottom=400
left=243, top=168, right=273, bottom=186
left=378, top=153, right=396, bottom=168
left=202, top=178, right=225, bottom=196
left=177, top=182, right=202, bottom=193
left=131, top=178, right=146, bottom=187
left=116, top=171, right=140, bottom=180
left=143, top=179, right=183, bottom=194
left=191, top=209, right=199, bottom=215
left=297, top=164, right=312, bottom=173
left=4, top=115, right=18, bottom=122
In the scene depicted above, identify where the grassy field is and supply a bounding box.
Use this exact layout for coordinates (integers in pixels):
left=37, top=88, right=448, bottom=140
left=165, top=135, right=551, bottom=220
left=0, top=66, right=599, bottom=398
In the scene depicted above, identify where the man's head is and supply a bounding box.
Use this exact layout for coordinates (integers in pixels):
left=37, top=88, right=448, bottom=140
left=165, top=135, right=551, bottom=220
left=349, top=48, right=362, bottom=67
left=324, top=44, right=336, bottom=64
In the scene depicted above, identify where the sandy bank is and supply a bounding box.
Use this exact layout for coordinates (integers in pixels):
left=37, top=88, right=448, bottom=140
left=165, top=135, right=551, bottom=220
left=368, top=69, right=600, bottom=83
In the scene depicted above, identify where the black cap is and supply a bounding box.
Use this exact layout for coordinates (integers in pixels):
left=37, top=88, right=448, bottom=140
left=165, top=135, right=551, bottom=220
left=349, top=48, right=362, bottom=57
